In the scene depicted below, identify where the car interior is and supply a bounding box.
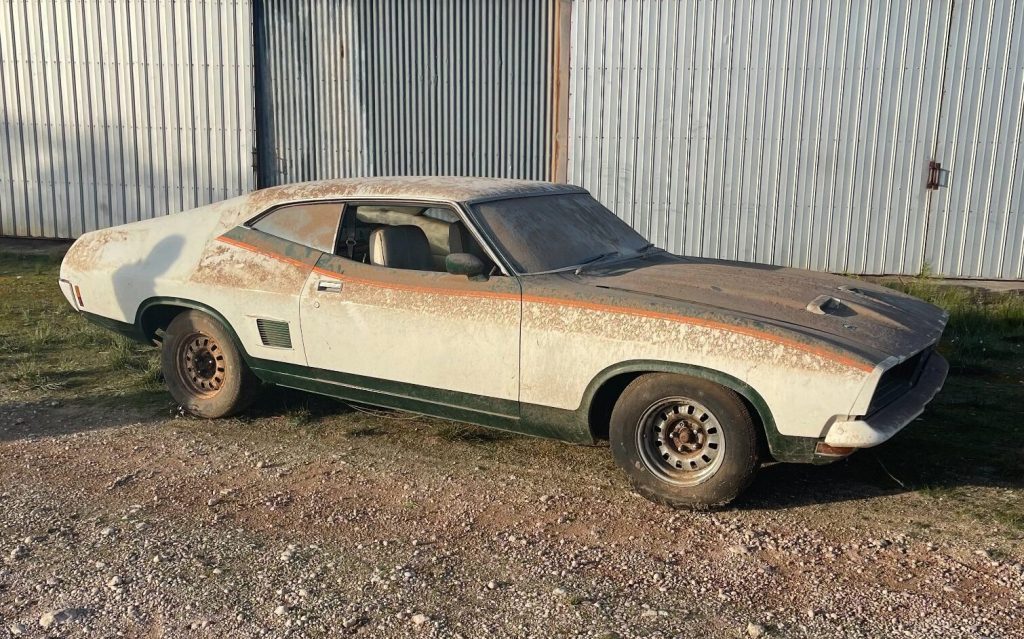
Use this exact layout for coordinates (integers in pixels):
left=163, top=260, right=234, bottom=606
left=338, top=205, right=497, bottom=274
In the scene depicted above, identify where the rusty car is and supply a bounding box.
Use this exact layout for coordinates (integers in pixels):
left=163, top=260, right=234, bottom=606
left=58, top=177, right=949, bottom=507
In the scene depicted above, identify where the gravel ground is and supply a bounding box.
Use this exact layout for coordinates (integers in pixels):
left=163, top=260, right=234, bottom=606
left=1, top=395, right=1021, bottom=638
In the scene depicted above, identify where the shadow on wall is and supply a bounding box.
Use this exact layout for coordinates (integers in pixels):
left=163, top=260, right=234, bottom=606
left=0, top=116, right=198, bottom=240
left=110, top=234, right=186, bottom=324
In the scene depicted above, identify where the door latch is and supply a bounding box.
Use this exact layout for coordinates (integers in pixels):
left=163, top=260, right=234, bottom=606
left=927, top=161, right=949, bottom=190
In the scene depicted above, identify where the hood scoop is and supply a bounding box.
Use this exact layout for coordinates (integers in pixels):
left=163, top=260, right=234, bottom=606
left=806, top=295, right=845, bottom=316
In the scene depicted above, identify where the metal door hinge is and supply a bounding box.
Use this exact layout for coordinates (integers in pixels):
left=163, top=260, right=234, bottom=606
left=927, top=161, right=949, bottom=190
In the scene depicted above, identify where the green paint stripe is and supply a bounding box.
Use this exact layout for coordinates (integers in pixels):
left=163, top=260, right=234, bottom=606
left=220, top=226, right=322, bottom=267
left=253, top=359, right=520, bottom=417
left=247, top=357, right=594, bottom=443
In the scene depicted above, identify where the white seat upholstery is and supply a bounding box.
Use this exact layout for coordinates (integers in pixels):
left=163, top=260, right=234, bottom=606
left=368, top=225, right=434, bottom=271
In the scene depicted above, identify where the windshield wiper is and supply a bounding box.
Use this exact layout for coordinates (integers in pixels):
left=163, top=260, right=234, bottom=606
left=517, top=251, right=620, bottom=277
left=575, top=244, right=659, bottom=275
left=574, top=251, right=621, bottom=275
left=518, top=248, right=645, bottom=277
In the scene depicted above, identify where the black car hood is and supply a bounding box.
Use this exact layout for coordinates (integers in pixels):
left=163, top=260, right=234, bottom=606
left=577, top=254, right=948, bottom=362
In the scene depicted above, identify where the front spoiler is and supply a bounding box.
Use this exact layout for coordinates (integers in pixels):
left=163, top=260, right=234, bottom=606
left=823, top=353, right=949, bottom=448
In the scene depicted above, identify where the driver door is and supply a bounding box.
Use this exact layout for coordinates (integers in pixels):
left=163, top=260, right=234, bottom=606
left=297, top=202, right=522, bottom=426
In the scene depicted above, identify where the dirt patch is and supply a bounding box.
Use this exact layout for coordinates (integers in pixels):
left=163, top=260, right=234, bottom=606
left=1, top=244, right=1022, bottom=637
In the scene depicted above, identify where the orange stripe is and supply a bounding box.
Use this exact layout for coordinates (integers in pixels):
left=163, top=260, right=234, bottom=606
left=312, top=266, right=522, bottom=302
left=521, top=294, right=873, bottom=372
left=219, top=235, right=874, bottom=372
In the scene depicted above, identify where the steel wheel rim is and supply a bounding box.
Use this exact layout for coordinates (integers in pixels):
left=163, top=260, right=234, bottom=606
left=636, top=396, right=726, bottom=486
left=177, top=332, right=226, bottom=397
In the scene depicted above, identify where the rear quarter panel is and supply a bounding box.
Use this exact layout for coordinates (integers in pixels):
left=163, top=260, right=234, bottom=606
left=59, top=195, right=315, bottom=367
left=60, top=206, right=229, bottom=324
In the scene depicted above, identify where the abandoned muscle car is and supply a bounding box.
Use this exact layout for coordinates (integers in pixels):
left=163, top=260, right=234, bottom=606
left=58, top=177, right=949, bottom=507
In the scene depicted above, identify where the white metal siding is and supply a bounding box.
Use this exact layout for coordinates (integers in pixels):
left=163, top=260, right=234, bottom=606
left=568, top=0, right=1024, bottom=278
left=927, top=0, right=1024, bottom=279
left=257, top=0, right=552, bottom=186
left=0, top=0, right=255, bottom=239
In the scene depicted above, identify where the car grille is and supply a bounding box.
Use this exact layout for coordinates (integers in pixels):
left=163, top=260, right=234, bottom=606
left=867, top=348, right=932, bottom=416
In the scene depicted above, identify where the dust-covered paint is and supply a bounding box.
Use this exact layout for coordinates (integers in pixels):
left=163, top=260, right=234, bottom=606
left=301, top=253, right=522, bottom=403
left=58, top=178, right=949, bottom=460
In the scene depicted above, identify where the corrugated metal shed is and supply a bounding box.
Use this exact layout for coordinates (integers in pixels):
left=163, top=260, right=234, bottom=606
left=927, top=0, right=1024, bottom=279
left=255, top=0, right=553, bottom=186
left=567, top=0, right=1024, bottom=279
left=2, top=0, right=1022, bottom=280
left=0, top=0, right=255, bottom=239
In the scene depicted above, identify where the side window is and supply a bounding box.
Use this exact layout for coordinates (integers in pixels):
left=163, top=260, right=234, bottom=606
left=422, top=207, right=460, bottom=223
left=334, top=203, right=498, bottom=275
left=251, top=202, right=344, bottom=253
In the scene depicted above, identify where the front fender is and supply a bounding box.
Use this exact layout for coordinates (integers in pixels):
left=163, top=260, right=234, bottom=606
left=578, top=360, right=823, bottom=464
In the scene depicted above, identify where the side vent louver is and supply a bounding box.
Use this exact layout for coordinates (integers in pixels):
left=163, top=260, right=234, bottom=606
left=256, top=318, right=292, bottom=349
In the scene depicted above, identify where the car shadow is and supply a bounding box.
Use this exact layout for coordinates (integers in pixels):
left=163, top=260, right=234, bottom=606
left=738, top=457, right=905, bottom=509
left=111, top=234, right=186, bottom=323
left=244, top=385, right=354, bottom=420
left=0, top=391, right=171, bottom=442
left=738, top=419, right=1023, bottom=510
left=4, top=365, right=1019, bottom=511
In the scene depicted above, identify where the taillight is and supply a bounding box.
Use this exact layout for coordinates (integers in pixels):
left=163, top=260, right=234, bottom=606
left=74, top=285, right=84, bottom=308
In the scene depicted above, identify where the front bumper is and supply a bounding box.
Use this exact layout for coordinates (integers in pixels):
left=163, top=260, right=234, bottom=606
left=823, top=353, right=949, bottom=448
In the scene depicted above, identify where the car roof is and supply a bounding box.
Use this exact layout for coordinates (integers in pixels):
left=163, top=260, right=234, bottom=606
left=248, top=176, right=588, bottom=206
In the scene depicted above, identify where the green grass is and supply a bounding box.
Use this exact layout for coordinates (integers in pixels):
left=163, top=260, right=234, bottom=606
left=886, top=278, right=1024, bottom=369
left=0, top=249, right=165, bottom=408
left=878, top=278, right=1024, bottom=531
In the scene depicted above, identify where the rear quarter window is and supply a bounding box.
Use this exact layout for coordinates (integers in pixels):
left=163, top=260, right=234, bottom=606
left=251, top=202, right=344, bottom=253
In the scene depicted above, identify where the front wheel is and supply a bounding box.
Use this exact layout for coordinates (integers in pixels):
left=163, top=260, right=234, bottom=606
left=161, top=310, right=259, bottom=418
left=610, top=374, right=760, bottom=508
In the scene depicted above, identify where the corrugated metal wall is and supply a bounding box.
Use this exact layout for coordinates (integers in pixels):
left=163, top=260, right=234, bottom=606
left=254, top=0, right=368, bottom=183
left=927, top=0, right=1024, bottom=279
left=3, top=0, right=1022, bottom=279
left=0, top=0, right=255, bottom=239
left=567, top=0, right=1024, bottom=279
left=256, top=0, right=552, bottom=186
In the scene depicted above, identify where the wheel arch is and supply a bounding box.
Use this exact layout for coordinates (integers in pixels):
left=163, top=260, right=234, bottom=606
left=135, top=297, right=249, bottom=361
left=581, top=360, right=784, bottom=457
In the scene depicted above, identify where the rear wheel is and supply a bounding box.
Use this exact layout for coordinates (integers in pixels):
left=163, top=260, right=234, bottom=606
left=609, top=374, right=759, bottom=508
left=161, top=310, right=258, bottom=418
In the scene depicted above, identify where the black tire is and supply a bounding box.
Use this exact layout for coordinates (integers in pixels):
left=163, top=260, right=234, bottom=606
left=161, top=310, right=259, bottom=418
left=609, top=373, right=759, bottom=509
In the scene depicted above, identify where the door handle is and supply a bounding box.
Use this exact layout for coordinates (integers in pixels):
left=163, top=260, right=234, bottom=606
left=316, top=279, right=343, bottom=293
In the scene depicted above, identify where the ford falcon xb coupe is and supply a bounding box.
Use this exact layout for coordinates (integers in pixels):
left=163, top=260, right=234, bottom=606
left=59, top=177, right=949, bottom=507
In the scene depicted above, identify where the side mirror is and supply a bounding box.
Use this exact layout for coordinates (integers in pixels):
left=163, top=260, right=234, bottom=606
left=445, top=253, right=487, bottom=280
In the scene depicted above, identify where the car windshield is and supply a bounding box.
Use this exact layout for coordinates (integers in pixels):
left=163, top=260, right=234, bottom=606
left=470, top=193, right=651, bottom=274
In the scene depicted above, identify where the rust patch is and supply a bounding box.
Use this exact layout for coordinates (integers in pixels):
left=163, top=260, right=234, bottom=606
left=245, top=176, right=585, bottom=210
left=191, top=241, right=310, bottom=295
left=522, top=302, right=863, bottom=378
left=317, top=273, right=520, bottom=325
left=520, top=294, right=874, bottom=373
left=61, top=229, right=131, bottom=272
left=224, top=237, right=871, bottom=373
